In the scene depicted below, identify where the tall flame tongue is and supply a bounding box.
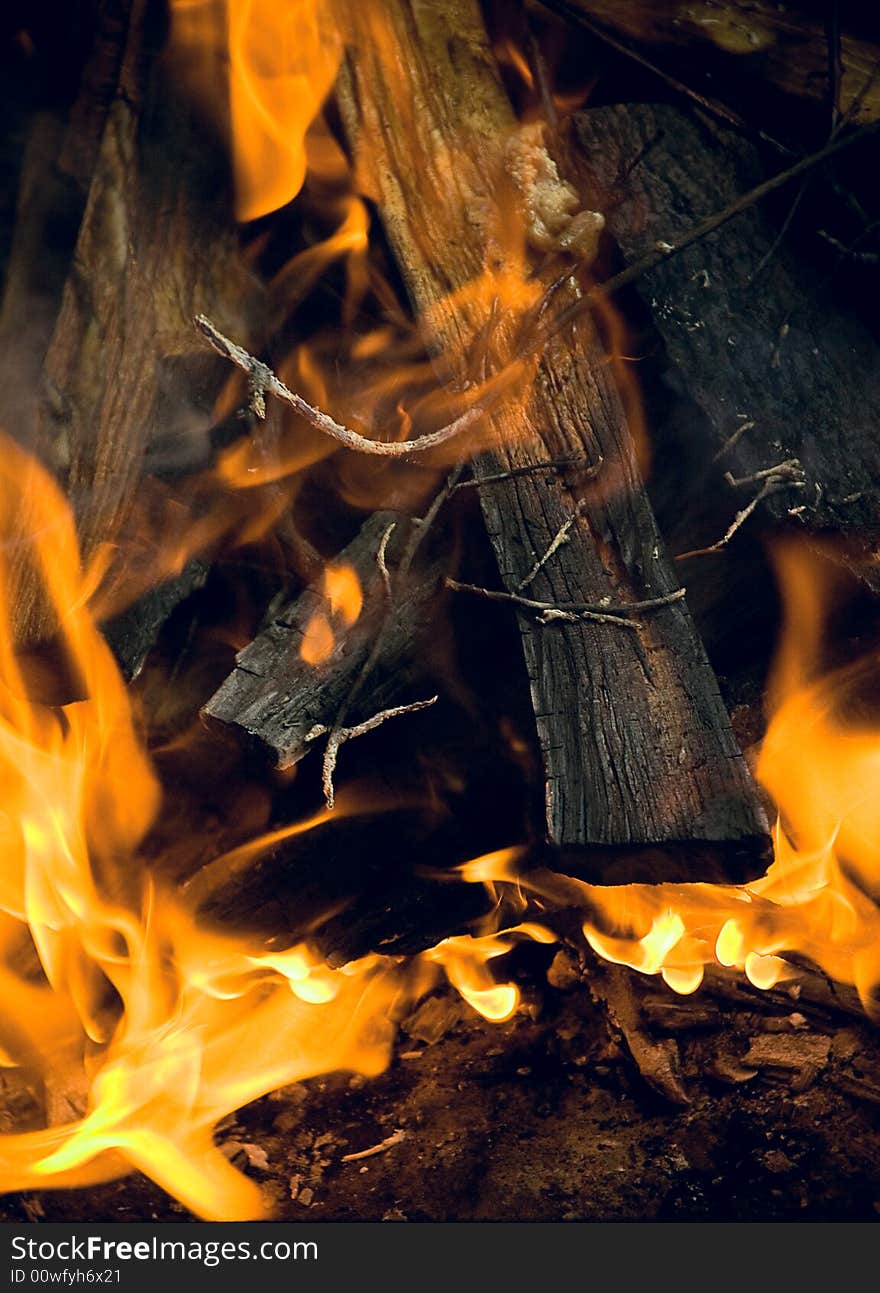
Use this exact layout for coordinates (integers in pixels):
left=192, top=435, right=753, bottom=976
left=0, top=440, right=543, bottom=1218
left=170, top=0, right=343, bottom=222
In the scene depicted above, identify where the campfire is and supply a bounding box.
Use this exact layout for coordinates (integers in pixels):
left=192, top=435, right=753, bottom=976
left=0, top=0, right=879, bottom=1223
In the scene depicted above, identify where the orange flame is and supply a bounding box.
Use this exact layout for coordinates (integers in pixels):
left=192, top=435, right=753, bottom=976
left=460, top=542, right=880, bottom=1011
left=300, top=563, right=363, bottom=665
left=0, top=450, right=540, bottom=1217
left=170, top=0, right=343, bottom=222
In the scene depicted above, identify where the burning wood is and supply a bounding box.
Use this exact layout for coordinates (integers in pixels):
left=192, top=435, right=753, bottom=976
left=5, top=0, right=264, bottom=647
left=330, top=0, right=769, bottom=878
left=202, top=509, right=446, bottom=787
left=573, top=102, right=880, bottom=560
left=0, top=0, right=879, bottom=1229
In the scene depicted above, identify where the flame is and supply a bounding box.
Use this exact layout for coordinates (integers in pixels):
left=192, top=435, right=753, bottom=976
left=0, top=434, right=558, bottom=1218
left=9, top=0, right=880, bottom=1228
left=170, top=0, right=343, bottom=222
left=299, top=563, right=363, bottom=666
left=459, top=542, right=880, bottom=1012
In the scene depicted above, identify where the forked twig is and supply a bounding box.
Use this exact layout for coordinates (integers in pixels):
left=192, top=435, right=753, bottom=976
left=306, top=696, right=439, bottom=810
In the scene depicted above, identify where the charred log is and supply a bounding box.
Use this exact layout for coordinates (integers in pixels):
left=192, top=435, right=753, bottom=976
left=574, top=103, right=880, bottom=536
left=8, top=0, right=263, bottom=645
left=202, top=510, right=446, bottom=769
left=334, top=0, right=769, bottom=879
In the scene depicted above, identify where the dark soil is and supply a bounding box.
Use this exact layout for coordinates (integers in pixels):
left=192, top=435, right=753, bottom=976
left=4, top=961, right=880, bottom=1224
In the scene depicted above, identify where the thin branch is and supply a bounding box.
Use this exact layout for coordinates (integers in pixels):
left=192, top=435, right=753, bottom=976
left=197, top=122, right=879, bottom=466
left=711, top=420, right=755, bottom=465
left=676, top=472, right=807, bottom=561
left=376, top=520, right=396, bottom=600
left=445, top=577, right=685, bottom=626
left=341, top=1129, right=406, bottom=1162
left=399, top=463, right=466, bottom=578
left=305, top=696, right=439, bottom=810
left=836, top=55, right=880, bottom=131
left=516, top=501, right=586, bottom=591
left=817, top=218, right=880, bottom=262
left=195, top=314, right=484, bottom=459
left=826, top=3, right=843, bottom=132
left=746, top=177, right=811, bottom=285
left=316, top=469, right=460, bottom=810
left=450, top=456, right=599, bottom=491
left=724, top=459, right=803, bottom=489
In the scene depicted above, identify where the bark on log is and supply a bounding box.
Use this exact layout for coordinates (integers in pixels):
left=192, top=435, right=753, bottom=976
left=10, top=0, right=263, bottom=645
left=333, top=0, right=769, bottom=881
left=538, top=0, right=880, bottom=128
left=0, top=0, right=133, bottom=448
left=572, top=103, right=880, bottom=550
left=202, top=511, right=445, bottom=767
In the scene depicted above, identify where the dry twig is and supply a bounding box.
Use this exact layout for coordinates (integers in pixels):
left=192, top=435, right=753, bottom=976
left=449, top=456, right=596, bottom=491
left=711, top=419, right=755, bottom=465
left=306, top=696, right=439, bottom=810
left=445, top=577, right=685, bottom=626
left=677, top=462, right=807, bottom=560
left=340, top=1129, right=406, bottom=1162
left=197, top=121, right=879, bottom=466
left=516, top=501, right=587, bottom=591
left=195, top=314, right=484, bottom=459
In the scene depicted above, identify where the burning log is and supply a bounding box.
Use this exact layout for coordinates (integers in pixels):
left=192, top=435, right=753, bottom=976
left=202, top=510, right=446, bottom=773
left=572, top=103, right=880, bottom=557
left=8, top=0, right=263, bottom=645
left=332, top=0, right=769, bottom=880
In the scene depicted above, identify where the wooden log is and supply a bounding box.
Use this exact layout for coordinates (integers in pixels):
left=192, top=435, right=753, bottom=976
left=185, top=806, right=493, bottom=962
left=0, top=0, right=134, bottom=449
left=202, top=511, right=445, bottom=768
left=333, top=0, right=769, bottom=881
left=102, top=558, right=209, bottom=680
left=571, top=103, right=880, bottom=560
left=537, top=0, right=880, bottom=129
left=10, top=0, right=263, bottom=645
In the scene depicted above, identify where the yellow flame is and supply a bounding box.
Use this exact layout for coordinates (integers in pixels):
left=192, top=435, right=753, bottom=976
left=0, top=434, right=553, bottom=1219
left=458, top=542, right=880, bottom=1013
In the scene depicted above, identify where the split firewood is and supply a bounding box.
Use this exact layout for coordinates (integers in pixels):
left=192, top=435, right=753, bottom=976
left=333, top=0, right=769, bottom=880
left=0, top=0, right=134, bottom=446
left=202, top=510, right=445, bottom=773
left=572, top=103, right=880, bottom=560
left=102, top=558, right=209, bottom=681
left=8, top=0, right=263, bottom=647
left=538, top=0, right=880, bottom=130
